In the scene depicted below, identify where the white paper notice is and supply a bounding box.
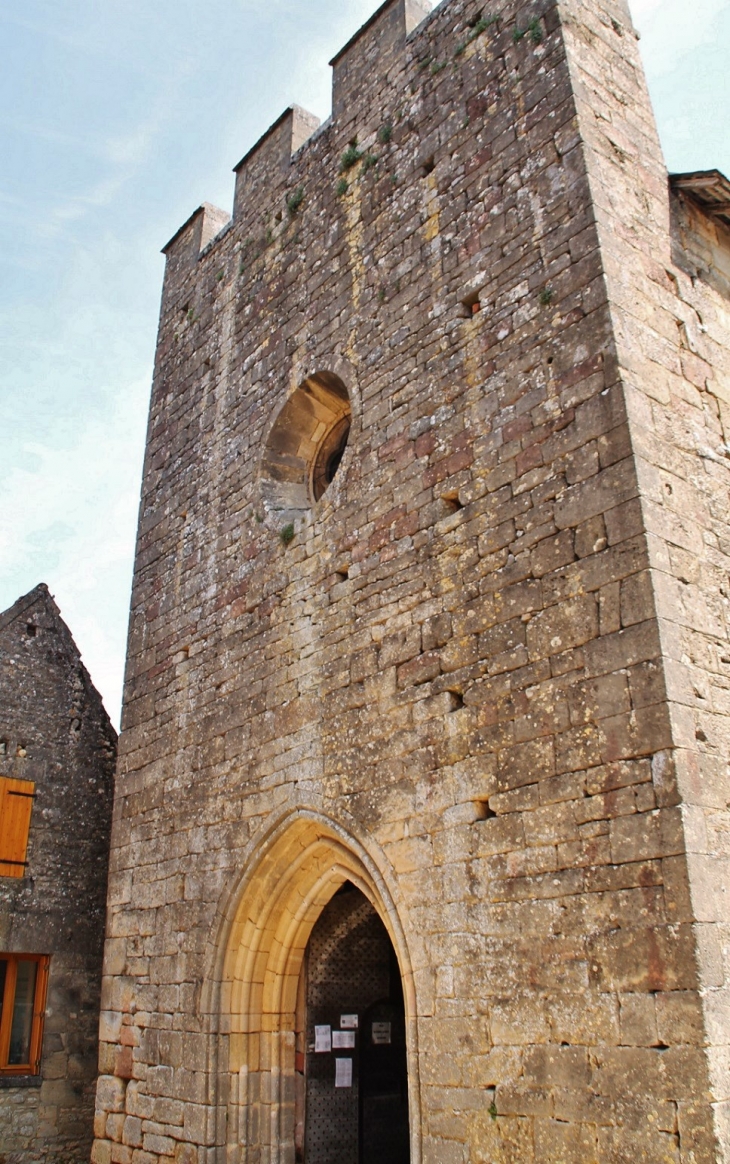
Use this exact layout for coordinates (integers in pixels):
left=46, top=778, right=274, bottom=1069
left=332, top=1031, right=356, bottom=1049
left=371, top=1021, right=392, bottom=1045
left=340, top=1014, right=359, bottom=1029
left=315, top=1025, right=332, bottom=1053
left=335, top=1058, right=353, bottom=1088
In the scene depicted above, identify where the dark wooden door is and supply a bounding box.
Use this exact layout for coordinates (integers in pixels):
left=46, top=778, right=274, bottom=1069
left=359, top=992, right=410, bottom=1164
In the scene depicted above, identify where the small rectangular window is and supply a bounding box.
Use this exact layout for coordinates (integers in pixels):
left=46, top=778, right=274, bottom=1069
left=0, top=776, right=36, bottom=878
left=0, top=954, right=49, bottom=1075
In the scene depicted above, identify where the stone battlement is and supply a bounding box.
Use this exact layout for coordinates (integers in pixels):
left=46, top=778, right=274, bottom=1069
left=162, top=0, right=437, bottom=271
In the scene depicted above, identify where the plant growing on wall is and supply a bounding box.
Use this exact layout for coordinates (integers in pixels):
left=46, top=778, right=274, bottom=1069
left=513, top=17, right=542, bottom=43
left=455, top=12, right=497, bottom=54
left=286, top=186, right=305, bottom=216
left=340, top=142, right=364, bottom=172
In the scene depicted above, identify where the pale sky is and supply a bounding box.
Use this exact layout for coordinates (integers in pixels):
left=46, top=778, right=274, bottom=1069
left=1, top=0, right=728, bottom=728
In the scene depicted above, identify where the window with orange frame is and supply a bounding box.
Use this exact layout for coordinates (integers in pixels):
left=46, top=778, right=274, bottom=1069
left=0, top=954, right=49, bottom=1075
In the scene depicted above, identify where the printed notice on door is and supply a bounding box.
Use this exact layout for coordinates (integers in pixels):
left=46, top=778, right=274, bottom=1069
left=335, top=1057, right=353, bottom=1088
left=371, top=1021, right=392, bottom=1045
left=340, top=1014, right=359, bottom=1029
left=315, top=1025, right=332, bottom=1053
left=332, top=1031, right=356, bottom=1049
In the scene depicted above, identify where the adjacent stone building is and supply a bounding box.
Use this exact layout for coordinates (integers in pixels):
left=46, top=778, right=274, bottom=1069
left=0, top=584, right=116, bottom=1161
left=94, top=0, right=730, bottom=1160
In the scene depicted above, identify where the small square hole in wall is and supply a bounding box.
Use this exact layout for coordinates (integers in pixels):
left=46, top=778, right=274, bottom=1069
left=422, top=155, right=436, bottom=176
left=335, top=566, right=350, bottom=582
left=474, top=798, right=497, bottom=821
left=461, top=290, right=482, bottom=317
left=26, top=623, right=36, bottom=638
left=442, top=491, right=464, bottom=514
left=0, top=740, right=7, bottom=755
left=447, top=690, right=464, bottom=712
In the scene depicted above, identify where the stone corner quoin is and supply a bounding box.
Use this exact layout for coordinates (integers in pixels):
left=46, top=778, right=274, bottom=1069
left=94, top=0, right=730, bottom=1161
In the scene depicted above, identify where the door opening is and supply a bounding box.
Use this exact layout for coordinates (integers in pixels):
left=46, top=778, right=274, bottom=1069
left=295, top=882, right=410, bottom=1164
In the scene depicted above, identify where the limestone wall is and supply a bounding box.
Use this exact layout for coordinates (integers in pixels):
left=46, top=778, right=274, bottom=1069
left=560, top=0, right=730, bottom=1151
left=95, top=0, right=729, bottom=1161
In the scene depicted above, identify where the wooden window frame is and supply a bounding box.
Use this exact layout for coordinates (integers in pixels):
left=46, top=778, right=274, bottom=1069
left=0, top=954, right=49, bottom=1076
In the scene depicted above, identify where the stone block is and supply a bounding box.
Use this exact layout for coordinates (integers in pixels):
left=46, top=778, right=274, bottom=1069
left=92, top=1139, right=114, bottom=1164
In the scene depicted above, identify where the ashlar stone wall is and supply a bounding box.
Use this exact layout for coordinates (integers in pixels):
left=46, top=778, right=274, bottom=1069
left=94, top=0, right=730, bottom=1161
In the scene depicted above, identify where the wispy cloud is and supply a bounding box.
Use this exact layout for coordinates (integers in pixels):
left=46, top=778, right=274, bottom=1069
left=629, top=0, right=729, bottom=73
left=25, top=100, right=183, bottom=238
left=0, top=10, right=95, bottom=50
left=46, top=177, right=125, bottom=227
left=0, top=115, right=92, bottom=151
left=0, top=379, right=149, bottom=726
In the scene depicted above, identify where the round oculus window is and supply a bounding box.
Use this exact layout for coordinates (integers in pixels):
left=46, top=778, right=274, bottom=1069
left=261, top=372, right=351, bottom=518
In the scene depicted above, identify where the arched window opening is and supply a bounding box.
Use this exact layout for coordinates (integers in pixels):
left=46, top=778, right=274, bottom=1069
left=261, top=371, right=352, bottom=519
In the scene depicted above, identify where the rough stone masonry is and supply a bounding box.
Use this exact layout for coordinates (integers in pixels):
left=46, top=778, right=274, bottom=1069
left=0, top=585, right=116, bottom=1162
left=93, top=0, right=730, bottom=1160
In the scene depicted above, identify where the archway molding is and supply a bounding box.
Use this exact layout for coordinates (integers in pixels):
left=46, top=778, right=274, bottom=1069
left=206, top=809, right=421, bottom=1164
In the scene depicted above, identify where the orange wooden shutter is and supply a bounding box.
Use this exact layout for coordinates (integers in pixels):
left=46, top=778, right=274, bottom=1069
left=0, top=777, right=35, bottom=877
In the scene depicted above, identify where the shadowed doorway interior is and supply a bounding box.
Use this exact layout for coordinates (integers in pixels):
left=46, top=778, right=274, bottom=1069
left=295, top=882, right=410, bottom=1164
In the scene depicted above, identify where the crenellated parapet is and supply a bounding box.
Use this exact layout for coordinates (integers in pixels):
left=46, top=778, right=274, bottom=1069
left=160, top=0, right=434, bottom=278
left=330, top=0, right=432, bottom=122
left=160, top=202, right=231, bottom=295
left=232, top=106, right=321, bottom=223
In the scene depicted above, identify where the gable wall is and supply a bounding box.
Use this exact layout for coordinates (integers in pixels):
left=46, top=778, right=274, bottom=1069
left=0, top=587, right=116, bottom=1163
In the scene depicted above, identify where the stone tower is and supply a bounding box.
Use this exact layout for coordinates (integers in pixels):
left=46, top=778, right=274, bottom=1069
left=94, top=0, right=730, bottom=1161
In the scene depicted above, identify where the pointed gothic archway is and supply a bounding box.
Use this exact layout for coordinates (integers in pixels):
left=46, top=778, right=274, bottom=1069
left=211, top=813, right=420, bottom=1164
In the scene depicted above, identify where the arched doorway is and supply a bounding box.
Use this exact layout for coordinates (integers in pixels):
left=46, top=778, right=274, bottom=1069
left=213, top=814, right=419, bottom=1164
left=296, top=882, right=409, bottom=1163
